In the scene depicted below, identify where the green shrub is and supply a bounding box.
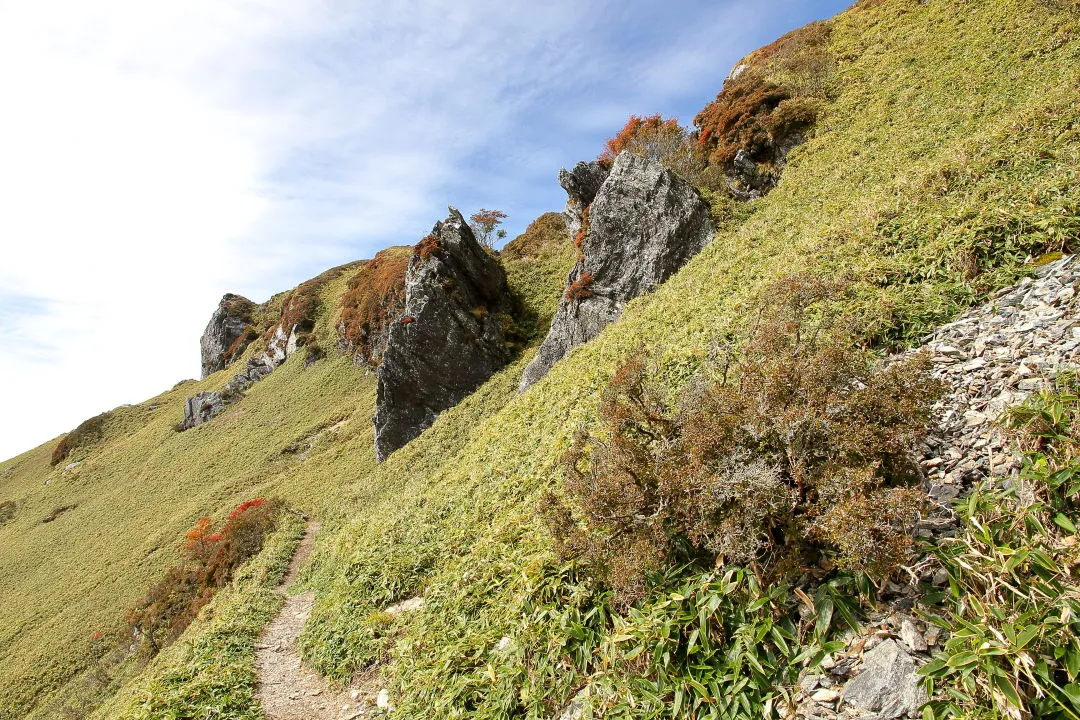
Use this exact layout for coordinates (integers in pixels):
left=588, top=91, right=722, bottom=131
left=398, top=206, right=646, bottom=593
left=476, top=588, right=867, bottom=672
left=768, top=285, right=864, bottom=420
left=544, top=276, right=944, bottom=604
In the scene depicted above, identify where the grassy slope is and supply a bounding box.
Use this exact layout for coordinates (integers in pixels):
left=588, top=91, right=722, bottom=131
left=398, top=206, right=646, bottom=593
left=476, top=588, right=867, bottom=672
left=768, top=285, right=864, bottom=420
left=0, top=206, right=576, bottom=719
left=0, top=0, right=1077, bottom=717
left=292, top=0, right=1080, bottom=716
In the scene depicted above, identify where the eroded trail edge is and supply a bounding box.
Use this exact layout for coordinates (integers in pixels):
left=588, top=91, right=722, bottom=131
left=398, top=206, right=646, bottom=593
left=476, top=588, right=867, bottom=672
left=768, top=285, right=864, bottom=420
left=256, top=522, right=374, bottom=720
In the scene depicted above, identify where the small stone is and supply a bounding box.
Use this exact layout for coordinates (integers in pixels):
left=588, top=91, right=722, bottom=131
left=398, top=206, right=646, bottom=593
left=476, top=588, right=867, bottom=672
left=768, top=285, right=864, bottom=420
left=376, top=689, right=391, bottom=710
left=932, top=569, right=949, bottom=586
left=899, top=619, right=927, bottom=652
left=963, top=410, right=987, bottom=426
left=812, top=688, right=841, bottom=703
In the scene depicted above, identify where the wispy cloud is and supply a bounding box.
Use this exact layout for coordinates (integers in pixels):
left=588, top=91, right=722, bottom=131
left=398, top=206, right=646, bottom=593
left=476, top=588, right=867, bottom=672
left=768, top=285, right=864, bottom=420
left=0, top=0, right=849, bottom=460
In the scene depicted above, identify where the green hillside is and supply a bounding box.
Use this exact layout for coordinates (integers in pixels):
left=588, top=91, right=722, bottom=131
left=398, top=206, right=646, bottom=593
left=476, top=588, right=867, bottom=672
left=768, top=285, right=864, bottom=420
left=2, top=0, right=1078, bottom=718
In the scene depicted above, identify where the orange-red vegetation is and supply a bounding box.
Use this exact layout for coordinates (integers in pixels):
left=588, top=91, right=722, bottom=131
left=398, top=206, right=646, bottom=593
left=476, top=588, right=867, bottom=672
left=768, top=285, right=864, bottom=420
left=565, top=272, right=594, bottom=302
left=694, top=21, right=832, bottom=167
left=416, top=233, right=442, bottom=261
left=599, top=114, right=685, bottom=167
left=124, top=498, right=281, bottom=655
left=338, top=246, right=410, bottom=364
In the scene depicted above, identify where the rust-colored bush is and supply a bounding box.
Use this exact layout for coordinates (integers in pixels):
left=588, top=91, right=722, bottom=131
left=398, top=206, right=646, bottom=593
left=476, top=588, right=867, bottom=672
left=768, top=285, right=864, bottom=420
left=565, top=272, right=594, bottom=302
left=416, top=233, right=442, bottom=261
left=338, top=246, right=410, bottom=365
left=124, top=498, right=281, bottom=654
left=51, top=411, right=113, bottom=466
left=694, top=21, right=833, bottom=169
left=544, top=276, right=943, bottom=605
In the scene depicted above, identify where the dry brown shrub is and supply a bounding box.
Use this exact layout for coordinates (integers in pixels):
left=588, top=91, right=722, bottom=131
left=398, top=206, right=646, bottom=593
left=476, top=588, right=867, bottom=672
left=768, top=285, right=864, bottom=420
left=338, top=246, right=410, bottom=365
left=544, top=275, right=944, bottom=604
left=565, top=272, right=594, bottom=302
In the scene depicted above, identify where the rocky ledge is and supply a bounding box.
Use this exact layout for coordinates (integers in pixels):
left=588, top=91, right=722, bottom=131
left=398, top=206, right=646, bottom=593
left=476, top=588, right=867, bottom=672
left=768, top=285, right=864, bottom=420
left=520, top=151, right=714, bottom=390
left=374, top=207, right=519, bottom=460
left=200, top=293, right=256, bottom=379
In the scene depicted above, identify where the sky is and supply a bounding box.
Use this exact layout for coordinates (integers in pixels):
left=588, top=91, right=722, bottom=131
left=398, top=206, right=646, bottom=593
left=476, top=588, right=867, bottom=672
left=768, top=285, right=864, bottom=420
left=0, top=0, right=850, bottom=461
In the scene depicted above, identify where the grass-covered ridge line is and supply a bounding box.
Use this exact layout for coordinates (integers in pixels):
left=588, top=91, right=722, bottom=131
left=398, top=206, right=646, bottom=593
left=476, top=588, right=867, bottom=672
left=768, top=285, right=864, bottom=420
left=297, top=0, right=1080, bottom=716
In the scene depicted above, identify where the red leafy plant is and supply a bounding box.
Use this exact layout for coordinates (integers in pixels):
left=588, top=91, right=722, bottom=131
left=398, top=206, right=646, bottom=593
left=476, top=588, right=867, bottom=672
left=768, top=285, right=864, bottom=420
left=124, top=497, right=282, bottom=655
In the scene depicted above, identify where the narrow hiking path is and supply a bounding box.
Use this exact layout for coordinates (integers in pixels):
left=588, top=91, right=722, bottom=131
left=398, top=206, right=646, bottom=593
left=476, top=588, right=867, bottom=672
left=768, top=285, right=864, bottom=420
left=256, top=522, right=377, bottom=720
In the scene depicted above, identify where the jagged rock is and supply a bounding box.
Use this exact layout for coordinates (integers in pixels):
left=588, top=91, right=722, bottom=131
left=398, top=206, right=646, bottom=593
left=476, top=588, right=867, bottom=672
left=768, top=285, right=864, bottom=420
left=374, top=207, right=518, bottom=461
left=181, top=391, right=228, bottom=430
left=841, top=640, right=926, bottom=719
left=521, top=152, right=714, bottom=390
left=200, top=294, right=255, bottom=379
left=558, top=160, right=610, bottom=236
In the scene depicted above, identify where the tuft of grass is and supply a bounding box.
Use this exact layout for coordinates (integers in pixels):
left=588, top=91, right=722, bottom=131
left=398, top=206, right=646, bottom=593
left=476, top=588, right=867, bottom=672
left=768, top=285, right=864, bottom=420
left=919, top=377, right=1080, bottom=719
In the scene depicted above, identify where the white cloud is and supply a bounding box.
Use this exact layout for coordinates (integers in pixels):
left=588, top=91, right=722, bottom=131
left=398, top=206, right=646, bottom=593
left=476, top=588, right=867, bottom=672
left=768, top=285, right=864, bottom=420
left=0, top=0, right=848, bottom=460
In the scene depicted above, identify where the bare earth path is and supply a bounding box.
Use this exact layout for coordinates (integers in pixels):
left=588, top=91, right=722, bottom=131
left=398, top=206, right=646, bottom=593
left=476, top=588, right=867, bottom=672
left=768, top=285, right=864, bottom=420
left=256, top=522, right=374, bottom=720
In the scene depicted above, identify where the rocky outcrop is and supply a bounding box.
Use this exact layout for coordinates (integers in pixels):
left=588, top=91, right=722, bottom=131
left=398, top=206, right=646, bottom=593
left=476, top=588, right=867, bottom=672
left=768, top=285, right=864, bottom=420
left=520, top=152, right=714, bottom=390
left=558, top=160, right=609, bottom=237
left=374, top=208, right=518, bottom=460
left=200, top=294, right=256, bottom=379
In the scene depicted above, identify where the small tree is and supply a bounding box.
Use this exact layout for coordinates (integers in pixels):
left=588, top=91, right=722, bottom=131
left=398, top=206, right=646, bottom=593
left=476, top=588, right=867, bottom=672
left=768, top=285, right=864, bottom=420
left=469, top=208, right=508, bottom=249
left=599, top=113, right=703, bottom=178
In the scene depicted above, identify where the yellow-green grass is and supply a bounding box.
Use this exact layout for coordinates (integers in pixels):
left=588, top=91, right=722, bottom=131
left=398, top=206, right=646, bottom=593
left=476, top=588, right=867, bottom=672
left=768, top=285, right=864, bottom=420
left=0, top=204, right=575, bottom=718
left=2, top=0, right=1078, bottom=716
left=293, top=0, right=1080, bottom=716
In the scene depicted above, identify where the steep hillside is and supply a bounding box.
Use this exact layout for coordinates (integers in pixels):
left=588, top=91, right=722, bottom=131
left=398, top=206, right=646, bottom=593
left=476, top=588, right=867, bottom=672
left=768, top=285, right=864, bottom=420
left=1, top=0, right=1078, bottom=718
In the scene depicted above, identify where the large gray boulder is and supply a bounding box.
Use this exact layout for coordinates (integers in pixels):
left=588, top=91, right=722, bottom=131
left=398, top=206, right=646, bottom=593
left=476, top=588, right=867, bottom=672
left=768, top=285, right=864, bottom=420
left=374, top=207, right=517, bottom=460
left=520, top=152, right=714, bottom=390
left=200, top=294, right=255, bottom=379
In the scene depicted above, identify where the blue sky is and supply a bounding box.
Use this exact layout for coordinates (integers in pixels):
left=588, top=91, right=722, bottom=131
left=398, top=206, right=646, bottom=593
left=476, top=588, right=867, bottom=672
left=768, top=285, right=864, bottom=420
left=0, top=0, right=849, bottom=460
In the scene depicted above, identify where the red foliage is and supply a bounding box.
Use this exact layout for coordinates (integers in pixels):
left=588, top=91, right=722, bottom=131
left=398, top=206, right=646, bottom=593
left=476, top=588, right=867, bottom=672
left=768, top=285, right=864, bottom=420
left=416, top=233, right=442, bottom=261
left=399, top=316, right=415, bottom=325
left=124, top=497, right=281, bottom=655
left=599, top=114, right=684, bottom=167
left=469, top=208, right=508, bottom=249
left=565, top=272, right=594, bottom=302
left=338, top=247, right=410, bottom=366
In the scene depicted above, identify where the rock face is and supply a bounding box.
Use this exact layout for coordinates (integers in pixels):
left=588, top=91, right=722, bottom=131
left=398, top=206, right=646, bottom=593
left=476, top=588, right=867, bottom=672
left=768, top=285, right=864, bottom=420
left=374, top=208, right=518, bottom=460
left=520, top=152, right=714, bottom=390
left=558, top=160, right=610, bottom=237
left=200, top=294, right=256, bottom=379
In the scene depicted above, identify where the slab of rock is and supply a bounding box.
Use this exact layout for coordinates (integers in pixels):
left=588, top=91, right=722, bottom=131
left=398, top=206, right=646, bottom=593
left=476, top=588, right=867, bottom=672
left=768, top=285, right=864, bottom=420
left=200, top=293, right=255, bottom=379
left=842, top=639, right=926, bottom=719
left=520, top=152, right=714, bottom=390
left=558, top=160, right=610, bottom=236
left=180, top=391, right=228, bottom=430
left=374, top=207, right=518, bottom=460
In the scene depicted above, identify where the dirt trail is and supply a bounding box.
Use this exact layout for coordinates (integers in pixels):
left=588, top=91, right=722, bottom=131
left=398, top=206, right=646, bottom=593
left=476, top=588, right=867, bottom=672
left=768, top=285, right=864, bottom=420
left=256, top=522, right=376, bottom=720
